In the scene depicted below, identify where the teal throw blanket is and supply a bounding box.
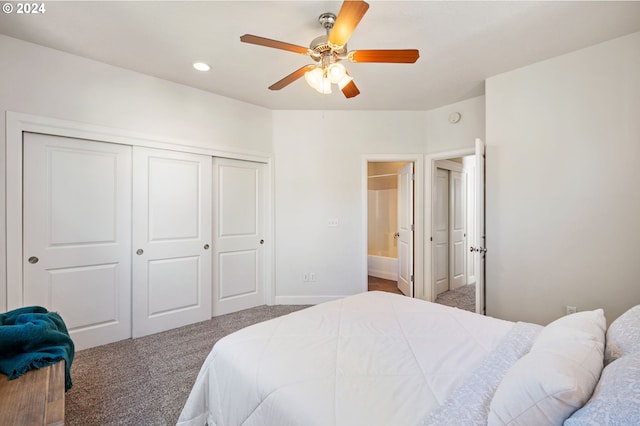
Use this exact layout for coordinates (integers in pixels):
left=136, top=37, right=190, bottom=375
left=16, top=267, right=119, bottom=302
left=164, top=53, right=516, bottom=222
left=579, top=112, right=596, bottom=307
left=0, top=306, right=74, bottom=390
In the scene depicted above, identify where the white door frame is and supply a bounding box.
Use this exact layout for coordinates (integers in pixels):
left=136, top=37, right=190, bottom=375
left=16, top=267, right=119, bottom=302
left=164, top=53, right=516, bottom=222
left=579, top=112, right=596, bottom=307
left=4, top=111, right=274, bottom=312
left=425, top=148, right=475, bottom=303
left=361, top=154, right=424, bottom=299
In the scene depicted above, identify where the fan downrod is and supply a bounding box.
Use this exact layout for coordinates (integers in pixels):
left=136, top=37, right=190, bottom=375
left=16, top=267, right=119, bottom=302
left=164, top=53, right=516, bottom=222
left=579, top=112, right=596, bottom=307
left=318, top=13, right=336, bottom=32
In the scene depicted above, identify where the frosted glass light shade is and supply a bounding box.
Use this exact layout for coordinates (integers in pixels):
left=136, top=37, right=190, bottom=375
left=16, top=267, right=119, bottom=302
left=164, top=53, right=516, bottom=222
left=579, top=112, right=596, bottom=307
left=305, top=67, right=323, bottom=90
left=316, top=77, right=332, bottom=94
left=327, top=63, right=346, bottom=84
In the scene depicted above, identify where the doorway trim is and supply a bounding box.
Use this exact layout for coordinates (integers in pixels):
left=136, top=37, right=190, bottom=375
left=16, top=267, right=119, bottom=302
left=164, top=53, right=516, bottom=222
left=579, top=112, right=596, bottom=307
left=361, top=154, right=424, bottom=299
left=4, top=111, right=274, bottom=312
left=424, top=148, right=475, bottom=303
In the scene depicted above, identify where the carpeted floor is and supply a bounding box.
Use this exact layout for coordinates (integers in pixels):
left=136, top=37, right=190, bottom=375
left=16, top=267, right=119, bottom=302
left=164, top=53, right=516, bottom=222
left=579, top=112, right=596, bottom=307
left=435, top=284, right=476, bottom=312
left=66, top=287, right=475, bottom=424
left=65, top=304, right=308, bottom=426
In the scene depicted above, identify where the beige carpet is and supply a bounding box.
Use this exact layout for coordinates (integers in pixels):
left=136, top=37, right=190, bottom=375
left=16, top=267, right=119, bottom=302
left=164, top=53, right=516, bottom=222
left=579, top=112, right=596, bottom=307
left=65, top=304, right=308, bottom=426
left=435, top=284, right=476, bottom=312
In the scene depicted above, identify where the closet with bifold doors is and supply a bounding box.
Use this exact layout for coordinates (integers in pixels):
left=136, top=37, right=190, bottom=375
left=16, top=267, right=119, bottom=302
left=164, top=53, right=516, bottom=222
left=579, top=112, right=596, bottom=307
left=22, top=132, right=212, bottom=350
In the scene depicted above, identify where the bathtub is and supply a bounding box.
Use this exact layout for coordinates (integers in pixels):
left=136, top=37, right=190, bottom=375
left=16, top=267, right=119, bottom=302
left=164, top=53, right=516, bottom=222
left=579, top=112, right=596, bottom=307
left=368, top=255, right=398, bottom=281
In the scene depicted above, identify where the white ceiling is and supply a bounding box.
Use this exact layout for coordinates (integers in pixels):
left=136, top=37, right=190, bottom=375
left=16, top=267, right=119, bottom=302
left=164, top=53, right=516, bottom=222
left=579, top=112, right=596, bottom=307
left=2, top=1, right=640, bottom=111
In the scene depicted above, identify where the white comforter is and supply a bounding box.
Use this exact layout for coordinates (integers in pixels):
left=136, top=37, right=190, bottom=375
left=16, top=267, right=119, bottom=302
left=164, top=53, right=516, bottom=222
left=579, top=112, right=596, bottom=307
left=178, top=291, right=531, bottom=426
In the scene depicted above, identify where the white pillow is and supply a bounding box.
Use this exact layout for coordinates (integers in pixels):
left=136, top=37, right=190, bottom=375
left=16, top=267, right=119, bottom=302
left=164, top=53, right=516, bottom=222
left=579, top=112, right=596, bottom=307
left=488, top=309, right=606, bottom=426
left=604, top=305, right=640, bottom=365
left=565, top=352, right=640, bottom=425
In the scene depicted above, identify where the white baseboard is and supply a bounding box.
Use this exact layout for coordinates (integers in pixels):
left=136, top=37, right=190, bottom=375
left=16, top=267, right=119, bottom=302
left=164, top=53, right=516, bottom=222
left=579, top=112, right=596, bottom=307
left=274, top=295, right=346, bottom=305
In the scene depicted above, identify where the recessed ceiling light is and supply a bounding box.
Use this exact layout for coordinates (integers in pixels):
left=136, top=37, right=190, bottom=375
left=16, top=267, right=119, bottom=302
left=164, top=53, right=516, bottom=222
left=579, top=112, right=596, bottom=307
left=193, top=62, right=211, bottom=72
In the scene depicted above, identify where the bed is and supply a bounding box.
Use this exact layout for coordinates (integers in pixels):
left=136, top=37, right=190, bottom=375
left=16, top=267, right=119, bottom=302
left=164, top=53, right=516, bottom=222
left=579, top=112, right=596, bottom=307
left=177, top=291, right=640, bottom=426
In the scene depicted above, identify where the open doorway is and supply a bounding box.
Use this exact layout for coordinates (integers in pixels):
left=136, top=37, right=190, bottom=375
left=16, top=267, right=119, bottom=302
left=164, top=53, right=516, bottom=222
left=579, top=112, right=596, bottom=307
left=367, top=161, right=407, bottom=295
left=363, top=156, right=423, bottom=299
left=425, top=140, right=485, bottom=314
left=432, top=156, right=476, bottom=312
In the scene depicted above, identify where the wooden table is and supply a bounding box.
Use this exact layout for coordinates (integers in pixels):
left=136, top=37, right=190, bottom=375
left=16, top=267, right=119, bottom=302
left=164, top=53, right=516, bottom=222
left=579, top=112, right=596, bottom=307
left=0, top=361, right=65, bottom=426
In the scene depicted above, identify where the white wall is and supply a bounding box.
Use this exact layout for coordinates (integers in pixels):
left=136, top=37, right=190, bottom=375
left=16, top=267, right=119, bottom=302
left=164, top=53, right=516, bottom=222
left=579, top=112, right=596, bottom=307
left=486, top=32, right=640, bottom=325
left=272, top=110, right=426, bottom=303
left=0, top=35, right=272, bottom=312
left=425, top=96, right=486, bottom=154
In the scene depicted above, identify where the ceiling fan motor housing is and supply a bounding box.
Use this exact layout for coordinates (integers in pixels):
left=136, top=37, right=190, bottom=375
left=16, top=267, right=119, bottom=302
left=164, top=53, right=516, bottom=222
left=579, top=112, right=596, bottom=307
left=310, top=12, right=347, bottom=62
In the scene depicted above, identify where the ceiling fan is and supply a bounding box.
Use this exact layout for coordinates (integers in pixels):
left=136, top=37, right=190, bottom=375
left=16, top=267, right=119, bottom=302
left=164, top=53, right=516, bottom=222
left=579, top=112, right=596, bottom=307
left=240, top=0, right=420, bottom=99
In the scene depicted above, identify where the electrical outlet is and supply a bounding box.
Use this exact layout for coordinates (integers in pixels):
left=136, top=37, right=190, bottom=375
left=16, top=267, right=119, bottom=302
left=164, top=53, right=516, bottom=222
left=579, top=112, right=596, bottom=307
left=566, top=305, right=577, bottom=315
left=303, top=272, right=309, bottom=282
left=309, top=272, right=316, bottom=282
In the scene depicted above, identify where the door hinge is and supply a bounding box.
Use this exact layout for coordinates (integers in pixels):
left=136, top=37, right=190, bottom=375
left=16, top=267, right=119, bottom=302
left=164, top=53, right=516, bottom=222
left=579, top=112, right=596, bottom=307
left=410, top=274, right=414, bottom=282
left=411, top=173, right=415, bottom=181
left=410, top=224, right=414, bottom=231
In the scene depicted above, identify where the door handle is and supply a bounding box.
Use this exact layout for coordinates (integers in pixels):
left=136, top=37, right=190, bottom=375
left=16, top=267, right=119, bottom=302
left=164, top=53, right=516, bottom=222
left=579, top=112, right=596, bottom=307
left=259, top=239, right=264, bottom=245
left=28, top=256, right=39, bottom=264
left=393, top=232, right=400, bottom=239
left=204, top=244, right=210, bottom=250
left=136, top=249, right=143, bottom=255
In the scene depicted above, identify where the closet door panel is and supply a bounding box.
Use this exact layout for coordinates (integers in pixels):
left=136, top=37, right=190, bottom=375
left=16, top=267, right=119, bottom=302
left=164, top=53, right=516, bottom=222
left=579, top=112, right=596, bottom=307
left=213, top=158, right=265, bottom=316
left=23, top=133, right=132, bottom=350
left=132, top=147, right=212, bottom=338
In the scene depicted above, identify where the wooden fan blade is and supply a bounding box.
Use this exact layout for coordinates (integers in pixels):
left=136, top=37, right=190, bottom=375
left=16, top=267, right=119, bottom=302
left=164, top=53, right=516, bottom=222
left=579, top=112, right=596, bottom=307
left=328, top=0, right=370, bottom=48
left=349, top=49, right=420, bottom=63
left=341, top=78, right=360, bottom=99
left=269, top=64, right=316, bottom=90
left=240, top=34, right=310, bottom=55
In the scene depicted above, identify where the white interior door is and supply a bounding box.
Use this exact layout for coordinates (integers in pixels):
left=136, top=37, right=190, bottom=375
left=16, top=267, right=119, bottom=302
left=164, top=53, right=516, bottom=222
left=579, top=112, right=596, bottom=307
left=449, top=170, right=467, bottom=290
left=132, top=147, right=212, bottom=338
left=397, top=162, right=414, bottom=297
left=212, top=158, right=265, bottom=316
left=474, top=139, right=486, bottom=315
left=23, top=133, right=132, bottom=350
left=434, top=168, right=449, bottom=295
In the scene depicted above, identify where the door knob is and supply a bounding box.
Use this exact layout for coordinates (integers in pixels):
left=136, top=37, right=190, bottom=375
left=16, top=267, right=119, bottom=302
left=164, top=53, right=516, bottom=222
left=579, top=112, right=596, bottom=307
left=28, top=256, right=39, bottom=264
left=204, top=244, right=210, bottom=250
left=136, top=249, right=143, bottom=255
left=259, top=239, right=264, bottom=244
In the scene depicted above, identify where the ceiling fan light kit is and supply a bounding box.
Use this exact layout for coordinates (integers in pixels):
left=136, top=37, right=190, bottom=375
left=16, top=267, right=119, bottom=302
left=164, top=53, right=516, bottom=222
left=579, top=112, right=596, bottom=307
left=240, top=0, right=419, bottom=99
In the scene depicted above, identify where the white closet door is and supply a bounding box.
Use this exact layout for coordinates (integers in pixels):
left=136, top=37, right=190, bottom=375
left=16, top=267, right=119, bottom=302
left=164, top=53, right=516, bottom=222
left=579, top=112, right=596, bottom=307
left=23, top=133, right=132, bottom=350
left=212, top=158, right=265, bottom=316
left=132, top=147, right=212, bottom=338
left=449, top=170, right=467, bottom=290
left=434, top=168, right=450, bottom=295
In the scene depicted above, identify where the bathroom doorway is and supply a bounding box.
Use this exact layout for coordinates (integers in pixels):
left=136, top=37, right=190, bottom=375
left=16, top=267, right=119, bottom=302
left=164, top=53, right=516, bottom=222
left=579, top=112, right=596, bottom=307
left=366, top=161, right=413, bottom=296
